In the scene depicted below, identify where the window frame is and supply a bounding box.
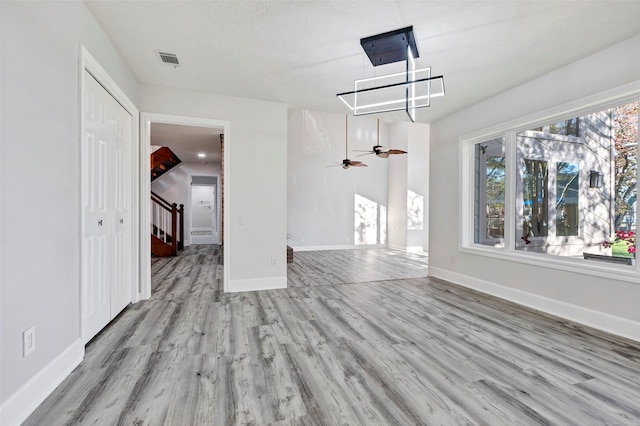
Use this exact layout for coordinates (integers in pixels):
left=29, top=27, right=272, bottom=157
left=459, top=82, right=640, bottom=283
left=474, top=138, right=506, bottom=246
left=515, top=136, right=585, bottom=246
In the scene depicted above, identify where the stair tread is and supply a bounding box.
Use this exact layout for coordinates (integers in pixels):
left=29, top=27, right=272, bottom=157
left=151, top=147, right=181, bottom=182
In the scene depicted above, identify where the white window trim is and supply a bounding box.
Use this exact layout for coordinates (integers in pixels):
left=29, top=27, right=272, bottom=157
left=476, top=143, right=506, bottom=247
left=459, top=80, right=640, bottom=284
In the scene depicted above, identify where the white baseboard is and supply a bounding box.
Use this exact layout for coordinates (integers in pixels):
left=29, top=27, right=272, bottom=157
left=225, top=276, right=287, bottom=292
left=406, top=246, right=427, bottom=254
left=387, top=244, right=427, bottom=254
left=429, top=266, right=640, bottom=343
left=291, top=244, right=387, bottom=252
left=0, top=339, right=84, bottom=426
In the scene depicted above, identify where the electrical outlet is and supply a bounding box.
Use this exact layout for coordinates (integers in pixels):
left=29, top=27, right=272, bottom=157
left=23, top=327, right=35, bottom=357
left=270, top=258, right=277, bottom=267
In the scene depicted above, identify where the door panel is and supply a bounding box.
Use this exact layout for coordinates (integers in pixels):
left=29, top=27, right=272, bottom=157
left=111, top=104, right=132, bottom=316
left=82, top=234, right=110, bottom=340
left=112, top=227, right=131, bottom=316
left=82, top=76, right=111, bottom=341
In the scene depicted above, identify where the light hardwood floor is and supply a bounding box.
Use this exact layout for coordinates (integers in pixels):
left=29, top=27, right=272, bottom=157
left=25, top=245, right=640, bottom=425
left=287, top=249, right=429, bottom=287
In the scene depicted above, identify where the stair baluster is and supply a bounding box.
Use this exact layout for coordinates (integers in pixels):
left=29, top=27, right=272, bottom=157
left=151, top=191, right=184, bottom=256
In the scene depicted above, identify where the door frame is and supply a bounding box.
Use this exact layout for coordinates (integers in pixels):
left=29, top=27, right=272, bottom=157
left=79, top=46, right=140, bottom=336
left=188, top=174, right=222, bottom=245
left=140, top=113, right=229, bottom=300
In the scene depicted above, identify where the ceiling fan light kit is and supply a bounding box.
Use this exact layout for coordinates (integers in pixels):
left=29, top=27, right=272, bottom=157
left=337, top=26, right=445, bottom=122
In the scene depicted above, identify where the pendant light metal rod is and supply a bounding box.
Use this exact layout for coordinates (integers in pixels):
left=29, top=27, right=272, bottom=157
left=345, top=115, right=349, bottom=158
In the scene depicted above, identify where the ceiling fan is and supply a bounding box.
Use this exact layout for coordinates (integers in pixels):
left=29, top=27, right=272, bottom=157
left=356, top=118, right=407, bottom=158
left=330, top=115, right=367, bottom=169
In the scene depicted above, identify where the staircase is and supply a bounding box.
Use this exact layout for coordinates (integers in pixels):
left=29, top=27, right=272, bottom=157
left=150, top=146, right=183, bottom=257
left=151, top=146, right=181, bottom=181
left=151, top=192, right=184, bottom=257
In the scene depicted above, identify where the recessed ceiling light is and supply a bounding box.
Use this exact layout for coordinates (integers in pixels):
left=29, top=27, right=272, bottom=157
left=198, top=153, right=206, bottom=158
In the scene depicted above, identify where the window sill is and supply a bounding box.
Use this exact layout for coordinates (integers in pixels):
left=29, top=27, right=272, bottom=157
left=460, top=244, right=640, bottom=285
left=582, top=252, right=634, bottom=266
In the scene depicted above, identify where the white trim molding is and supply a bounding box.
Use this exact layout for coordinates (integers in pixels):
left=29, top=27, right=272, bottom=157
left=388, top=244, right=427, bottom=254
left=226, top=277, right=287, bottom=293
left=0, top=340, right=84, bottom=426
left=429, top=266, right=640, bottom=343
left=292, top=244, right=387, bottom=252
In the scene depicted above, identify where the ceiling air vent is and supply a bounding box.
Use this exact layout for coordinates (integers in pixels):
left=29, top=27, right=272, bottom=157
left=157, top=51, right=180, bottom=67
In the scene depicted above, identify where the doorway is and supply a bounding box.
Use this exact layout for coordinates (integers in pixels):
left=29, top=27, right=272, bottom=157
left=140, top=113, right=229, bottom=300
left=190, top=175, right=220, bottom=245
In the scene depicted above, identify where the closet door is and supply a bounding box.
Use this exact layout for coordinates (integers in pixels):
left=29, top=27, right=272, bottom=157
left=82, top=70, right=132, bottom=343
left=111, top=93, right=133, bottom=317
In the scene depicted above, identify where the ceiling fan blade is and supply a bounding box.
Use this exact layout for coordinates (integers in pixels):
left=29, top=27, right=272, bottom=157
left=387, top=149, right=407, bottom=155
left=377, top=152, right=390, bottom=158
left=342, top=164, right=350, bottom=169
left=350, top=161, right=368, bottom=167
left=356, top=152, right=374, bottom=157
left=328, top=158, right=350, bottom=167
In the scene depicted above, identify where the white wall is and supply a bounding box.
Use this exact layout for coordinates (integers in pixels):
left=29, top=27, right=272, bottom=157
left=139, top=84, right=288, bottom=292
left=429, top=34, right=640, bottom=341
left=387, top=121, right=430, bottom=252
left=287, top=109, right=389, bottom=249
left=151, top=162, right=221, bottom=246
left=287, top=110, right=429, bottom=252
left=407, top=123, right=430, bottom=251
left=387, top=122, right=409, bottom=250
left=0, top=1, right=138, bottom=424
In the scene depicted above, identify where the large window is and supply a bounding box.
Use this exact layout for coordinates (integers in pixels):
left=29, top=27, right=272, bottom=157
left=469, top=99, right=638, bottom=264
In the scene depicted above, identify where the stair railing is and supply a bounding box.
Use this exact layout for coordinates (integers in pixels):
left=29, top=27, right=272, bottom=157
left=151, top=192, right=184, bottom=254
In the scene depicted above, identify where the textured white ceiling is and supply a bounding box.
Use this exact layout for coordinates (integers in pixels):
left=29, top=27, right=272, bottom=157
left=87, top=0, right=640, bottom=125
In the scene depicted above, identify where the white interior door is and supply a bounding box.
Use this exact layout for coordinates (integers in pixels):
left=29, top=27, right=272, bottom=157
left=191, top=184, right=216, bottom=244
left=111, top=90, right=133, bottom=317
left=82, top=70, right=132, bottom=342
